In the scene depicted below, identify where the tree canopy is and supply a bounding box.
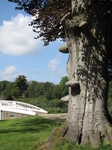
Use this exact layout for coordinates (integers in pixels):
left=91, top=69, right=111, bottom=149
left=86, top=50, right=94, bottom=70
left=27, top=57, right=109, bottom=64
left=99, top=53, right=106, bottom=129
left=9, top=0, right=70, bottom=45
left=8, top=0, right=112, bottom=79
left=13, top=75, right=28, bottom=97
left=8, top=0, right=112, bottom=44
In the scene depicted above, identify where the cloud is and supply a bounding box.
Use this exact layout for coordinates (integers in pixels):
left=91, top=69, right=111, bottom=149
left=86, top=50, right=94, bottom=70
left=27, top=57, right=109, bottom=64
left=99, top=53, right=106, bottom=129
left=32, top=68, right=38, bottom=73
left=0, top=13, right=42, bottom=56
left=0, top=66, right=18, bottom=81
left=48, top=58, right=60, bottom=75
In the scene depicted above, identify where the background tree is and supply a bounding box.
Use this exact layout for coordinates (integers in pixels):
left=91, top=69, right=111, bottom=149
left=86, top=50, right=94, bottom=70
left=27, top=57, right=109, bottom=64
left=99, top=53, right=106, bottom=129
left=43, top=82, right=54, bottom=100
left=3, top=82, right=14, bottom=100
left=11, top=84, right=21, bottom=98
left=108, top=81, right=112, bottom=113
left=25, top=81, right=40, bottom=98
left=8, top=0, right=112, bottom=147
left=0, top=81, right=13, bottom=99
left=14, top=75, right=28, bottom=97
left=59, top=76, right=68, bottom=97
left=52, top=85, right=62, bottom=99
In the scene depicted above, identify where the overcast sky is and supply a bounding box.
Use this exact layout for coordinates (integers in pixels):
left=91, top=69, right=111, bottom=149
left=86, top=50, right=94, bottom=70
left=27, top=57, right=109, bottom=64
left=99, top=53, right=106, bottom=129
left=0, top=0, right=68, bottom=84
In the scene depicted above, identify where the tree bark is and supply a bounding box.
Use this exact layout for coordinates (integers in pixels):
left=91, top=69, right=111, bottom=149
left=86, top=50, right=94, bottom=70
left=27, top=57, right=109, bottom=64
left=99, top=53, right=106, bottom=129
left=61, top=3, right=112, bottom=147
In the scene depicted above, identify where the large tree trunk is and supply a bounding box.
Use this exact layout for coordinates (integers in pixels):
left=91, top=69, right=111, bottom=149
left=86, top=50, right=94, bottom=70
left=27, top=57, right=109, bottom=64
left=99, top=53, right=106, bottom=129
left=61, top=2, right=112, bottom=148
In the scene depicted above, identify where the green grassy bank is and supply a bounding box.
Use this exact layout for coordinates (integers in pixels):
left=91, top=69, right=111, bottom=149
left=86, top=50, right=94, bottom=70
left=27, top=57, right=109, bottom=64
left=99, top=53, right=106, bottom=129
left=0, top=116, right=61, bottom=150
left=0, top=116, right=112, bottom=150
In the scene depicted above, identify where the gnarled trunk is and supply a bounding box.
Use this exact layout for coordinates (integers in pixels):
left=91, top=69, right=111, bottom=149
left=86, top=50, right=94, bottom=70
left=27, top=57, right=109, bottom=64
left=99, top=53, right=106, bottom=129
left=61, top=5, right=112, bottom=147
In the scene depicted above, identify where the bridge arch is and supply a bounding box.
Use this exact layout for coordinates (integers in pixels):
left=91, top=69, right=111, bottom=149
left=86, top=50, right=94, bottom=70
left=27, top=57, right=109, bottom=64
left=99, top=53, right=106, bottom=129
left=0, top=100, right=47, bottom=120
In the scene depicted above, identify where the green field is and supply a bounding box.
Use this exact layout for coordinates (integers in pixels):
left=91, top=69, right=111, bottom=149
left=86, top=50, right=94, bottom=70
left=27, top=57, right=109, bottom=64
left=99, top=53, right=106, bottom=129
left=0, top=116, right=61, bottom=150
left=0, top=116, right=112, bottom=150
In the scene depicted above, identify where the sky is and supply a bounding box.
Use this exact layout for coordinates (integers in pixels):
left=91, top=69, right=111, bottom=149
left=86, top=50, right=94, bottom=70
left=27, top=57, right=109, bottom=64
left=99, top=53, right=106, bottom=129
left=0, top=0, right=68, bottom=84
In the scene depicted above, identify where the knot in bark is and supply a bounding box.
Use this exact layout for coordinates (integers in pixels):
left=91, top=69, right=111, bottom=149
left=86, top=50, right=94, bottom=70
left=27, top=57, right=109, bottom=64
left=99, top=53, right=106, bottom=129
left=64, top=14, right=87, bottom=30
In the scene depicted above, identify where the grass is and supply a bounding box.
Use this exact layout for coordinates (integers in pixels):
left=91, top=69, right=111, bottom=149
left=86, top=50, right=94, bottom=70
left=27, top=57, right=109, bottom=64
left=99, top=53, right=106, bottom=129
left=0, top=115, right=112, bottom=150
left=0, top=116, right=61, bottom=150
left=53, top=142, right=112, bottom=150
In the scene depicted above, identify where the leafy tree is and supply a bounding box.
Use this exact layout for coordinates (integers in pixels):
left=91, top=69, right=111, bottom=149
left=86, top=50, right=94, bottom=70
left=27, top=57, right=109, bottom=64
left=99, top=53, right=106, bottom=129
left=108, top=81, right=112, bottom=112
left=0, top=81, right=12, bottom=95
left=37, top=82, right=44, bottom=96
left=9, top=0, right=112, bottom=147
left=59, top=76, right=68, bottom=97
left=3, top=89, right=13, bottom=100
left=36, top=95, right=48, bottom=108
left=25, top=81, right=45, bottom=98
left=11, top=85, right=21, bottom=98
left=43, top=82, right=54, bottom=100
left=25, top=81, right=56, bottom=100
left=3, top=82, right=14, bottom=100
left=48, top=98, right=68, bottom=113
left=9, top=0, right=70, bottom=45
left=13, top=75, right=28, bottom=97
left=52, top=85, right=62, bottom=99
left=25, top=81, right=39, bottom=98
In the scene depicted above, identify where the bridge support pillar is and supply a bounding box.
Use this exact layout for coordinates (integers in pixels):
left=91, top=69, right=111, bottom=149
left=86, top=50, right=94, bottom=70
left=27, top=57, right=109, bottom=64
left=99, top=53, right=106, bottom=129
left=1, top=111, right=28, bottom=120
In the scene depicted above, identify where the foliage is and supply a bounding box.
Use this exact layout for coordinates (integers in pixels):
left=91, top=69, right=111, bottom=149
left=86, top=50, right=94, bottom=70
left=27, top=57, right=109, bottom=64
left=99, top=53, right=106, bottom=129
left=25, top=81, right=44, bottom=98
left=59, top=76, right=68, bottom=97
left=13, top=75, right=28, bottom=97
left=11, top=85, right=21, bottom=98
left=8, top=0, right=112, bottom=79
left=1, top=75, right=112, bottom=114
left=17, top=97, right=68, bottom=114
left=18, top=77, right=68, bottom=101
left=24, top=81, right=64, bottom=100
left=3, top=89, right=13, bottom=100
left=0, top=81, right=12, bottom=93
left=108, top=81, right=112, bottom=113
left=48, top=99, right=68, bottom=113
left=8, top=0, right=112, bottom=44
left=43, top=82, right=54, bottom=100
left=0, top=81, right=13, bottom=99
left=9, top=0, right=71, bottom=45
left=33, top=95, right=48, bottom=108
left=2, top=82, right=14, bottom=100
left=0, top=75, right=68, bottom=113
left=25, top=81, right=55, bottom=100
left=52, top=85, right=62, bottom=99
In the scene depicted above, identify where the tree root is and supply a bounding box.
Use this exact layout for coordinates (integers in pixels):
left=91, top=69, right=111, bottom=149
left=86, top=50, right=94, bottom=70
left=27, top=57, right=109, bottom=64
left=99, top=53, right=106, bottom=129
left=37, top=122, right=69, bottom=150
left=37, top=120, right=112, bottom=149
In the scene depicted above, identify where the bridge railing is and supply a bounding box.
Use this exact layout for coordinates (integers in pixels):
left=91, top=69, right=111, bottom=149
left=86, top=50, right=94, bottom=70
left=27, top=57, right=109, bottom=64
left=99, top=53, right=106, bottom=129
left=0, top=100, right=47, bottom=114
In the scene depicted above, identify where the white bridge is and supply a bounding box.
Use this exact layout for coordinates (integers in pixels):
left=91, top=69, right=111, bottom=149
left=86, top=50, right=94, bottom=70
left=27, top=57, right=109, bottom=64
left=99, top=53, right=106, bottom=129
left=0, top=100, right=47, bottom=119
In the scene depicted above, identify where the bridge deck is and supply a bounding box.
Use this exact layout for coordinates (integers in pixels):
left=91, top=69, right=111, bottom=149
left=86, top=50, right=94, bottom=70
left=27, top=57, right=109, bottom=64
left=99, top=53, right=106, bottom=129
left=0, top=100, right=47, bottom=117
